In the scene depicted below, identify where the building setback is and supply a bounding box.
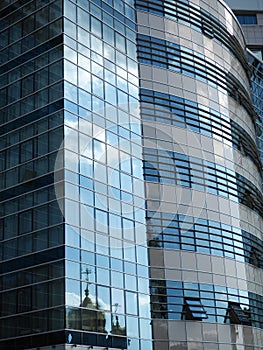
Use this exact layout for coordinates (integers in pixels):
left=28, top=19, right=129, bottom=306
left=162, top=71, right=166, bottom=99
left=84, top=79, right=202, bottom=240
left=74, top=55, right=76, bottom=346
left=1, top=0, right=263, bottom=349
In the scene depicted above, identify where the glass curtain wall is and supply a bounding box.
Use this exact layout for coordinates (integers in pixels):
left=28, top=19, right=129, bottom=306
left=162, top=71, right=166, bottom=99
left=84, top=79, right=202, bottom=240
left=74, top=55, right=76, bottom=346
left=0, top=1, right=65, bottom=348
left=0, top=0, right=152, bottom=349
left=62, top=0, right=152, bottom=349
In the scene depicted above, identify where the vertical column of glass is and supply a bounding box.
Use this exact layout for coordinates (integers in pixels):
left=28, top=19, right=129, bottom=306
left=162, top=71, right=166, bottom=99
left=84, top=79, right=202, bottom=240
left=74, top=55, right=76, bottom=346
left=0, top=0, right=65, bottom=348
left=62, top=0, right=152, bottom=348
left=248, top=52, right=263, bottom=165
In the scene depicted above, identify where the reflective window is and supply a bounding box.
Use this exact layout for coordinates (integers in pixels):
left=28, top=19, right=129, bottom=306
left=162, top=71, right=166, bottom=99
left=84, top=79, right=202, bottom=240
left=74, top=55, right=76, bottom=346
left=97, top=285, right=111, bottom=311
left=236, top=14, right=257, bottom=25
left=150, top=279, right=263, bottom=327
left=147, top=211, right=263, bottom=268
left=144, top=148, right=263, bottom=216
left=126, top=291, right=138, bottom=315
left=135, top=0, right=246, bottom=70
left=137, top=35, right=252, bottom=116
left=140, top=89, right=260, bottom=170
left=182, top=297, right=208, bottom=320
left=0, top=0, right=150, bottom=349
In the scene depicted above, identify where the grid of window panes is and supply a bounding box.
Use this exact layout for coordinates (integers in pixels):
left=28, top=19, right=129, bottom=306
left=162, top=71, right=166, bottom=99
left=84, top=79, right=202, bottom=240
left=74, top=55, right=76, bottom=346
left=0, top=1, right=66, bottom=348
left=150, top=280, right=263, bottom=329
left=137, top=35, right=253, bottom=118
left=0, top=0, right=63, bottom=124
left=147, top=211, right=263, bottom=269
left=143, top=148, right=263, bottom=217
left=63, top=0, right=152, bottom=349
left=140, top=89, right=261, bottom=173
left=135, top=0, right=248, bottom=72
left=248, top=52, right=263, bottom=165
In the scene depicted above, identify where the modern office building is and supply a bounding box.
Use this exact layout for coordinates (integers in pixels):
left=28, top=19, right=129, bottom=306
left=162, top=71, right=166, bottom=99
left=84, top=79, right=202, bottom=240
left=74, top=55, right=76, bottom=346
left=1, top=0, right=263, bottom=350
left=136, top=0, right=263, bottom=349
left=0, top=0, right=152, bottom=349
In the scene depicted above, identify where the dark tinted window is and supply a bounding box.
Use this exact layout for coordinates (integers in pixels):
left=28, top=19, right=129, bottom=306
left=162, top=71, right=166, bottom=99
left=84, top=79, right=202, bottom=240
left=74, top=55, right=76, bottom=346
left=236, top=14, right=257, bottom=25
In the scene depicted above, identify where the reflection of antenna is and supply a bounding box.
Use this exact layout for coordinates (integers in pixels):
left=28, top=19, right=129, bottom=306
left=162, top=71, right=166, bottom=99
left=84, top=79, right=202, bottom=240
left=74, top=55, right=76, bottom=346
left=81, top=268, right=93, bottom=296
left=111, top=303, right=121, bottom=331
left=113, top=302, right=120, bottom=313
left=113, top=303, right=120, bottom=328
left=82, top=267, right=92, bottom=281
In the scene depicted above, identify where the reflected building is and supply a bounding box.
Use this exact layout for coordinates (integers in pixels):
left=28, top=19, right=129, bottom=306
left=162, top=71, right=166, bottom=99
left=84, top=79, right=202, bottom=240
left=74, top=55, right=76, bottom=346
left=67, top=269, right=128, bottom=348
left=1, top=0, right=263, bottom=350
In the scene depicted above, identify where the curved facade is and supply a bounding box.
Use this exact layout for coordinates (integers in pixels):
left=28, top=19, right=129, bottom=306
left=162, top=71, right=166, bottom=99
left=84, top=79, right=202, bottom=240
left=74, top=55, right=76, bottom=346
left=136, top=0, right=263, bottom=349
left=1, top=0, right=263, bottom=349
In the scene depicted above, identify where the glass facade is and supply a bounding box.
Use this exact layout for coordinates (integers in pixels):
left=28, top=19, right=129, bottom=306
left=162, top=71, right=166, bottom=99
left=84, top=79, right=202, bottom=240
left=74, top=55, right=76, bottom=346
left=1, top=0, right=263, bottom=349
left=0, top=1, right=65, bottom=348
left=140, top=89, right=261, bottom=174
left=147, top=211, right=263, bottom=268
left=136, top=0, right=263, bottom=349
left=248, top=51, right=263, bottom=163
left=0, top=0, right=151, bottom=349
